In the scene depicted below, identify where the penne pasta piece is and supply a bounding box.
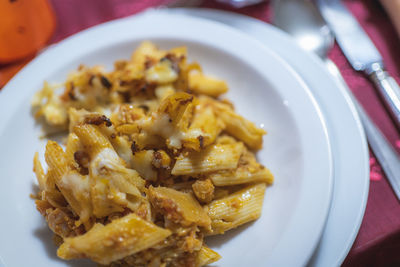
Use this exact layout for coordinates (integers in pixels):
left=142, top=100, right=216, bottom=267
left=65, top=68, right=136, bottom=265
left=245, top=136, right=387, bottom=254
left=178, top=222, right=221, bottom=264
left=215, top=135, right=237, bottom=145
left=183, top=104, right=225, bottom=151
left=65, top=133, right=83, bottom=167
left=110, top=135, right=133, bottom=167
left=57, top=170, right=92, bottom=224
left=171, top=143, right=244, bottom=176
left=217, top=103, right=266, bottom=150
left=174, top=61, right=201, bottom=92
left=131, top=150, right=158, bottom=181
left=68, top=108, right=89, bottom=133
left=168, top=46, right=187, bottom=58
left=57, top=213, right=172, bottom=265
left=209, top=150, right=274, bottom=186
left=201, top=96, right=266, bottom=150
left=155, top=84, right=176, bottom=101
left=41, top=190, right=67, bottom=208
left=74, top=124, right=113, bottom=157
left=134, top=199, right=152, bottom=222
left=131, top=41, right=165, bottom=66
left=145, top=92, right=195, bottom=149
left=189, top=72, right=228, bottom=97
left=33, top=152, right=46, bottom=191
left=115, top=124, right=140, bottom=135
left=210, top=168, right=273, bottom=186
left=44, top=139, right=93, bottom=224
left=196, top=246, right=221, bottom=267
left=148, top=186, right=211, bottom=228
left=157, top=92, right=194, bottom=127
left=207, top=183, right=266, bottom=235
left=145, top=57, right=179, bottom=84
left=45, top=141, right=69, bottom=181
left=89, top=147, right=146, bottom=217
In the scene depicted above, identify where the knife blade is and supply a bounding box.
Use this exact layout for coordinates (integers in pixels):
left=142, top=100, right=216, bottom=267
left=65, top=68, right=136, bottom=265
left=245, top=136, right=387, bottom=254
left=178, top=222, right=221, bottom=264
left=317, top=0, right=400, bottom=129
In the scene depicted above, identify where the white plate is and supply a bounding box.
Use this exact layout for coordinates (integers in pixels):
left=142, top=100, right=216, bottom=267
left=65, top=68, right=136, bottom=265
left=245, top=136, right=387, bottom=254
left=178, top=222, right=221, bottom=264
left=0, top=11, right=333, bottom=267
left=167, top=8, right=370, bottom=267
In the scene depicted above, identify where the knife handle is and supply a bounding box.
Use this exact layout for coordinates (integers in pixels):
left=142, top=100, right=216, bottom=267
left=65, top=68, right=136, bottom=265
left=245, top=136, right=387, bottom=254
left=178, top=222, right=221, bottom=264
left=369, top=64, right=400, bottom=129
left=325, top=59, right=400, bottom=200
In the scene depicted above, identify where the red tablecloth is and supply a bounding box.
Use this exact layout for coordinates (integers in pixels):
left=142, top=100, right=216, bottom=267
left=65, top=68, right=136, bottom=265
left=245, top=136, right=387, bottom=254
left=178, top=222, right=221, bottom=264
left=21, top=0, right=400, bottom=265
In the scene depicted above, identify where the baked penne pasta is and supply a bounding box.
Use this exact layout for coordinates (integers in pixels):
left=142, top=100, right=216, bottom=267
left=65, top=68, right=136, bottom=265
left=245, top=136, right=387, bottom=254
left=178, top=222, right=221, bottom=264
left=189, top=72, right=228, bottom=97
left=148, top=186, right=211, bottom=228
left=171, top=143, right=244, bottom=176
left=58, top=213, right=172, bottom=265
left=209, top=149, right=274, bottom=186
left=207, top=183, right=267, bottom=235
left=32, top=41, right=274, bottom=266
left=196, top=246, right=222, bottom=266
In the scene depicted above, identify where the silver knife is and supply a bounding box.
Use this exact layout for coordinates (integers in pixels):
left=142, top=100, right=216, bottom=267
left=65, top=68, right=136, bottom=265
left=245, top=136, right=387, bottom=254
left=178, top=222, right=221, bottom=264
left=317, top=0, right=400, bottom=130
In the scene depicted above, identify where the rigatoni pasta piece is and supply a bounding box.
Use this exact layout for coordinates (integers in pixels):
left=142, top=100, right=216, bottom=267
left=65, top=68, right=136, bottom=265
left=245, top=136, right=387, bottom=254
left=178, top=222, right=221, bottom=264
left=209, top=150, right=274, bottom=186
left=57, top=213, right=172, bottom=265
left=189, top=72, right=228, bottom=97
left=196, top=246, right=221, bottom=267
left=171, top=142, right=244, bottom=176
left=207, top=183, right=266, bottom=235
left=148, top=186, right=211, bottom=228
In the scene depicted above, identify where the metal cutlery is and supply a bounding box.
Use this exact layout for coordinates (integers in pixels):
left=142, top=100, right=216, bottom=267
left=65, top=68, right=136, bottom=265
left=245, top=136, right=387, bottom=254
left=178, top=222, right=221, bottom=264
left=273, top=0, right=400, bottom=199
left=317, top=0, right=400, bottom=130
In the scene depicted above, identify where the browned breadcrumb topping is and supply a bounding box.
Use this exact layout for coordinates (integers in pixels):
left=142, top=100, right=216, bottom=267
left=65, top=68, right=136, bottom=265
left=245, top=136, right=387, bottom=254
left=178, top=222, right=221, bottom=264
left=84, top=115, right=112, bottom=127
left=192, top=179, right=214, bottom=204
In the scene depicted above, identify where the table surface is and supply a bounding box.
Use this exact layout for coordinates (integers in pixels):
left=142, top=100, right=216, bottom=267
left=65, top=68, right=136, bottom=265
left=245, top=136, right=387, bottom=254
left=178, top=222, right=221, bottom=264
left=9, top=0, right=400, bottom=265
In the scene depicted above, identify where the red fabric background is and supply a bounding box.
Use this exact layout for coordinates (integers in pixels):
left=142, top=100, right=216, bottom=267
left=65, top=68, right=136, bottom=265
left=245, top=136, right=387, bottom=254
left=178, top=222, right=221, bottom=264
left=26, top=0, right=400, bottom=265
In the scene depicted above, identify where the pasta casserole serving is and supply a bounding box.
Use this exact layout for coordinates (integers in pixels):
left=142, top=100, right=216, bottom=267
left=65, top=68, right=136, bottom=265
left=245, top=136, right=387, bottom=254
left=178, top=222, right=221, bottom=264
left=31, top=41, right=274, bottom=267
